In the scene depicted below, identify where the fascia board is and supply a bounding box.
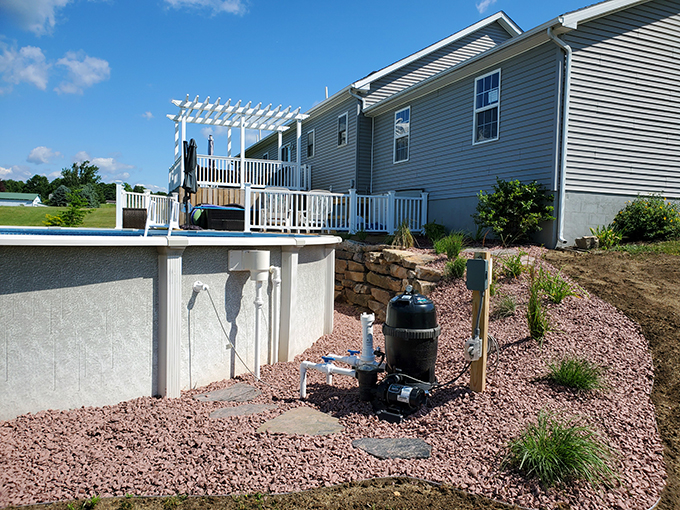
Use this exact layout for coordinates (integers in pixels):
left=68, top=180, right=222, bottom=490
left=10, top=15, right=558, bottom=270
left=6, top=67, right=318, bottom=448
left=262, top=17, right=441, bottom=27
left=559, top=0, right=652, bottom=29
left=351, top=12, right=523, bottom=91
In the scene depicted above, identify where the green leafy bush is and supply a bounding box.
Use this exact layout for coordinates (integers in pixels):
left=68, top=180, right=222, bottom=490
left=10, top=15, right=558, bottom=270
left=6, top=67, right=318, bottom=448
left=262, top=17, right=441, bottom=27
left=44, top=192, right=92, bottom=227
left=473, top=178, right=555, bottom=245
left=498, top=251, right=527, bottom=279
left=547, top=355, right=605, bottom=391
left=613, top=195, right=680, bottom=242
left=444, top=256, right=467, bottom=279
left=590, top=224, right=622, bottom=249
left=434, top=232, right=466, bottom=260
left=423, top=221, right=447, bottom=244
left=505, top=410, right=617, bottom=487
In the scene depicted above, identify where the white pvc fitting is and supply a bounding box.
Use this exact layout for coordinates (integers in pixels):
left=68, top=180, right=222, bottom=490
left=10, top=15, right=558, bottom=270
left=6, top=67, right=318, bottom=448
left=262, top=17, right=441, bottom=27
left=245, top=250, right=270, bottom=282
left=193, top=281, right=209, bottom=293
left=360, top=313, right=375, bottom=364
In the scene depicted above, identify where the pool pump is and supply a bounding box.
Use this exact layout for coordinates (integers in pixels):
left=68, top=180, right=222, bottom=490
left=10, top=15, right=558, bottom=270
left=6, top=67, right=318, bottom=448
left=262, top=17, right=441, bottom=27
left=299, top=286, right=440, bottom=423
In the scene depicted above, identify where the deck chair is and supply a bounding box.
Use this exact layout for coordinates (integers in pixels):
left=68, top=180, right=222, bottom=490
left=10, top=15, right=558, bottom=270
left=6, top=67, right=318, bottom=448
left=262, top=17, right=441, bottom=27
left=260, top=187, right=292, bottom=231
left=144, top=197, right=180, bottom=237
left=300, top=190, right=331, bottom=232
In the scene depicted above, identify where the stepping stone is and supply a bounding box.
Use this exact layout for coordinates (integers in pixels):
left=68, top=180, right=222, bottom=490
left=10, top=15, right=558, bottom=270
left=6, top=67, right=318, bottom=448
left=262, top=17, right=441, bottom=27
left=256, top=407, right=344, bottom=436
left=210, top=404, right=277, bottom=419
left=194, top=383, right=261, bottom=402
left=352, top=438, right=431, bottom=460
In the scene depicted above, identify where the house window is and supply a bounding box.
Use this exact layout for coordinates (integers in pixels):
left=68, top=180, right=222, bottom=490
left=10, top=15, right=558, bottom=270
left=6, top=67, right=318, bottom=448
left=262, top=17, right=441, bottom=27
left=262, top=152, right=269, bottom=160
left=307, top=130, right=315, bottom=158
left=394, top=106, right=410, bottom=163
left=473, top=69, right=500, bottom=143
left=280, top=144, right=291, bottom=162
left=338, top=112, right=348, bottom=146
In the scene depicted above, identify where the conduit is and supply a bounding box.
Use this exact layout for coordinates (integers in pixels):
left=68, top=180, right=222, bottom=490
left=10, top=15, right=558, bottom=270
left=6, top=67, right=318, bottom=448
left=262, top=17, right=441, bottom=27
left=269, top=266, right=281, bottom=364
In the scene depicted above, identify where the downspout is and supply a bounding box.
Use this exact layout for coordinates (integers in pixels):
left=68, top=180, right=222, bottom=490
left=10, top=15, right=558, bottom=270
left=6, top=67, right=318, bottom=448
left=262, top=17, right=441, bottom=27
left=349, top=88, right=366, bottom=193
left=547, top=26, right=571, bottom=245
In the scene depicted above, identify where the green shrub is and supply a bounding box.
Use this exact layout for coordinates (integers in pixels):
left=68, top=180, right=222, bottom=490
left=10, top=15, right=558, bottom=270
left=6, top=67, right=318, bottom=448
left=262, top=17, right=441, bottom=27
left=537, top=267, right=580, bottom=304
left=473, top=178, right=555, bottom=245
left=423, top=221, right=447, bottom=243
left=50, top=184, right=71, bottom=206
left=590, top=224, right=622, bottom=249
left=547, top=355, right=605, bottom=391
left=494, top=294, right=517, bottom=318
left=506, top=410, right=617, bottom=487
left=498, top=251, right=527, bottom=279
left=434, top=232, right=466, bottom=260
left=80, top=183, right=101, bottom=208
left=527, top=266, right=550, bottom=343
left=44, top=192, right=92, bottom=227
left=444, top=256, right=467, bottom=279
left=613, top=195, right=680, bottom=242
left=391, top=220, right=415, bottom=248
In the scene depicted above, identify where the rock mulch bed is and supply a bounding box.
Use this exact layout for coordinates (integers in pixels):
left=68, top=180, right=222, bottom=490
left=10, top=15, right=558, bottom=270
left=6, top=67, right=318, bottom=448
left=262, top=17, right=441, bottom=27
left=0, top=247, right=666, bottom=510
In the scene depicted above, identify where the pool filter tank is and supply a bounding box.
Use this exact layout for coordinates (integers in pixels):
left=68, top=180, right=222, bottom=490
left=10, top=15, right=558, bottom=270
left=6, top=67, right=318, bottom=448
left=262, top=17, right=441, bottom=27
left=359, top=286, right=441, bottom=423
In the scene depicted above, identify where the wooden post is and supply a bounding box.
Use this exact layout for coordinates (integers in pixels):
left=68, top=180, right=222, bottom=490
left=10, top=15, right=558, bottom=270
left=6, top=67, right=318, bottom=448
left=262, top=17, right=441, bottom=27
left=470, top=251, right=492, bottom=393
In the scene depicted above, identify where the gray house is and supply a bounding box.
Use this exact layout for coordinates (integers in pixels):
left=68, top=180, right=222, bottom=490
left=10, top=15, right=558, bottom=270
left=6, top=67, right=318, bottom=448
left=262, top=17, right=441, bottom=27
left=246, top=0, right=680, bottom=247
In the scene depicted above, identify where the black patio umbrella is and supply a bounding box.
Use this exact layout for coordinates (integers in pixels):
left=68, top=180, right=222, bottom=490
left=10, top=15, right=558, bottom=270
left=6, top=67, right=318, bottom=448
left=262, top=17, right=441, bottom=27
left=182, top=138, right=198, bottom=226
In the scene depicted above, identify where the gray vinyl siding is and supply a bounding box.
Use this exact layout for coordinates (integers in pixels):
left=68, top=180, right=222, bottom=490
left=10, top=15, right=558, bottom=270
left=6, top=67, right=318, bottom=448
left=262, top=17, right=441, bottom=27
left=364, top=22, right=513, bottom=108
left=355, top=112, right=373, bottom=193
left=370, top=43, right=561, bottom=201
left=564, top=0, right=680, bottom=198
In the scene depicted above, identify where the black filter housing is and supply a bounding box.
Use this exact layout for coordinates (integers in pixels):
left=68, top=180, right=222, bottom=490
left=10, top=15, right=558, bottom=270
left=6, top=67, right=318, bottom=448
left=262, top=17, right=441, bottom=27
left=382, top=287, right=440, bottom=385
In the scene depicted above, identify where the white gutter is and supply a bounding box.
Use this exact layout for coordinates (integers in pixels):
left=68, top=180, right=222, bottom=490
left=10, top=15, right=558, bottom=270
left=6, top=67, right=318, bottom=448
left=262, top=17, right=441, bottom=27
left=547, top=26, right=572, bottom=245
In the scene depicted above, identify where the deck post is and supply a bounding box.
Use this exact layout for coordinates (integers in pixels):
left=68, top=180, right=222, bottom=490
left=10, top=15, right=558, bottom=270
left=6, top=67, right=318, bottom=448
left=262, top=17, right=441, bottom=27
left=387, top=191, right=396, bottom=234
left=115, top=184, right=124, bottom=229
left=227, top=128, right=232, bottom=157
left=420, top=191, right=429, bottom=232
left=349, top=188, right=358, bottom=234
left=244, top=183, right=252, bottom=232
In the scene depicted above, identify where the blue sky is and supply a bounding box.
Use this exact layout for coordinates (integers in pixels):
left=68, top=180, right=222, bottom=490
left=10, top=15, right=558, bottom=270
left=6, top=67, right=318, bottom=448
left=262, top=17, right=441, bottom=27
left=1, top=0, right=591, bottom=192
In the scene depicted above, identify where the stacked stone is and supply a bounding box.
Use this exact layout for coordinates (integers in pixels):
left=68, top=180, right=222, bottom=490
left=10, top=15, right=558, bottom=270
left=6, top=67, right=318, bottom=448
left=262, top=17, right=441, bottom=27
left=335, top=240, right=443, bottom=321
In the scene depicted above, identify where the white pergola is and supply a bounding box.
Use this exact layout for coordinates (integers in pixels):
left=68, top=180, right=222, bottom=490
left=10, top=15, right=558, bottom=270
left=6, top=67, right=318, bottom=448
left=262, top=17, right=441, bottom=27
left=167, top=95, right=309, bottom=187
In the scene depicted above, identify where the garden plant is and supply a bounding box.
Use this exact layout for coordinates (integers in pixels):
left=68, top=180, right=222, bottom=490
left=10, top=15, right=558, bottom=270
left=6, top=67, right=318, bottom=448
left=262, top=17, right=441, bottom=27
left=613, top=195, right=680, bottom=242
left=547, top=355, right=606, bottom=391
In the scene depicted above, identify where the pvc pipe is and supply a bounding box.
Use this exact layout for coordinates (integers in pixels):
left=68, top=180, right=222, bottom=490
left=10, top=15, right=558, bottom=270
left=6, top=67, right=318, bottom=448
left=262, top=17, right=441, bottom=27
left=254, top=280, right=264, bottom=379
left=360, top=313, right=375, bottom=364
left=269, top=266, right=281, bottom=364
left=299, top=360, right=356, bottom=399
left=325, top=354, right=361, bottom=367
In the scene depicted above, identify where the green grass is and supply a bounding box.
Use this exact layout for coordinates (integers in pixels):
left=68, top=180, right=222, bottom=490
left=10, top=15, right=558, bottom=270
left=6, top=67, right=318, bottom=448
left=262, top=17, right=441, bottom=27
left=547, top=355, right=606, bottom=391
left=611, top=239, right=680, bottom=255
left=493, top=294, right=517, bottom=318
left=537, top=267, right=580, bottom=304
left=527, top=267, right=551, bottom=343
left=444, top=256, right=467, bottom=279
left=499, top=251, right=527, bottom=279
left=0, top=204, right=116, bottom=228
left=505, top=410, right=618, bottom=487
left=434, top=231, right=466, bottom=260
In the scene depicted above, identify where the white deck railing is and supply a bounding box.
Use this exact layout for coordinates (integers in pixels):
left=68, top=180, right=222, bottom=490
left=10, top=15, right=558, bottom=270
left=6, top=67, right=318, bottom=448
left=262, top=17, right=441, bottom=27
left=168, top=155, right=310, bottom=191
left=115, top=184, right=180, bottom=230
left=243, top=186, right=428, bottom=234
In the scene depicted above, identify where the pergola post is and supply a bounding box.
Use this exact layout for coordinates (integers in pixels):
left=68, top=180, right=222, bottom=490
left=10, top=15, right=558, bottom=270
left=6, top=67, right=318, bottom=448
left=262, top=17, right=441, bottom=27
left=240, top=116, right=245, bottom=189
left=296, top=120, right=302, bottom=190
left=277, top=132, right=283, bottom=160
left=227, top=128, right=232, bottom=157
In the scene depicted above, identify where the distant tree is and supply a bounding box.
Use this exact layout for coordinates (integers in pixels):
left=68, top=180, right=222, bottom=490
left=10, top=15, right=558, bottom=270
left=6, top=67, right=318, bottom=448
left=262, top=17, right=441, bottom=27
left=98, top=182, right=117, bottom=202
left=0, top=181, right=5, bottom=192
left=80, top=183, right=100, bottom=208
left=24, top=174, right=51, bottom=201
left=3, top=179, right=25, bottom=193
left=132, top=185, right=146, bottom=194
left=60, top=161, right=101, bottom=189
left=50, top=185, right=71, bottom=206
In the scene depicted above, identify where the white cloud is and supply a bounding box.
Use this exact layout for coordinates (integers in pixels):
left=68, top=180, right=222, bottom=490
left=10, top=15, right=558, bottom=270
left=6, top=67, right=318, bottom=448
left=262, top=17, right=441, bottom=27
left=142, top=111, right=153, bottom=120
left=27, top=146, right=62, bottom=164
left=0, top=44, right=50, bottom=92
left=0, top=0, right=72, bottom=36
left=476, top=0, right=497, bottom=14
left=200, top=126, right=229, bottom=139
left=140, top=183, right=168, bottom=194
left=0, top=164, right=32, bottom=180
left=164, top=0, right=247, bottom=16
left=73, top=151, right=133, bottom=181
left=55, top=51, right=110, bottom=94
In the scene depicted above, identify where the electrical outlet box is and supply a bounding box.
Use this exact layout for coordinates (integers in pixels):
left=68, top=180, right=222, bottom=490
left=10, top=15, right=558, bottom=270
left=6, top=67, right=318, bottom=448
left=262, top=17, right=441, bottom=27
left=466, top=258, right=489, bottom=291
left=464, top=336, right=482, bottom=362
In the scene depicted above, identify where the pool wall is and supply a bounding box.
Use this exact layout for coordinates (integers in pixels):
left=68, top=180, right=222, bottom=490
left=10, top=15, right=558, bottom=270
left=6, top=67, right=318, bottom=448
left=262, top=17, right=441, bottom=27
left=0, top=233, right=339, bottom=420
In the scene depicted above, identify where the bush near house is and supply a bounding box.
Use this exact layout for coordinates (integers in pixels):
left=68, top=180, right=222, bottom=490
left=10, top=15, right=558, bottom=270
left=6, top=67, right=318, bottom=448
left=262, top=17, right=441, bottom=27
left=473, top=178, right=555, bottom=246
left=613, top=195, right=680, bottom=242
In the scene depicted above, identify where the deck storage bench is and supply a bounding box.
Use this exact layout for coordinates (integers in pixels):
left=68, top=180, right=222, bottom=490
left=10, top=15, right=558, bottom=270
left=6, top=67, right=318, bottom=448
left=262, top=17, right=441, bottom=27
left=192, top=204, right=245, bottom=231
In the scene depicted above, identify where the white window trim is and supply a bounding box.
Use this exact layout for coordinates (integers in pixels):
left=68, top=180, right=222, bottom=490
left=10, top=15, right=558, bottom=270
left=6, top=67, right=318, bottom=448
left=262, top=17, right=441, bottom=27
left=393, top=106, right=410, bottom=164
left=280, top=144, right=291, bottom=162
left=262, top=152, right=269, bottom=160
left=472, top=68, right=501, bottom=145
left=338, top=112, right=348, bottom=147
left=307, top=129, right=315, bottom=158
